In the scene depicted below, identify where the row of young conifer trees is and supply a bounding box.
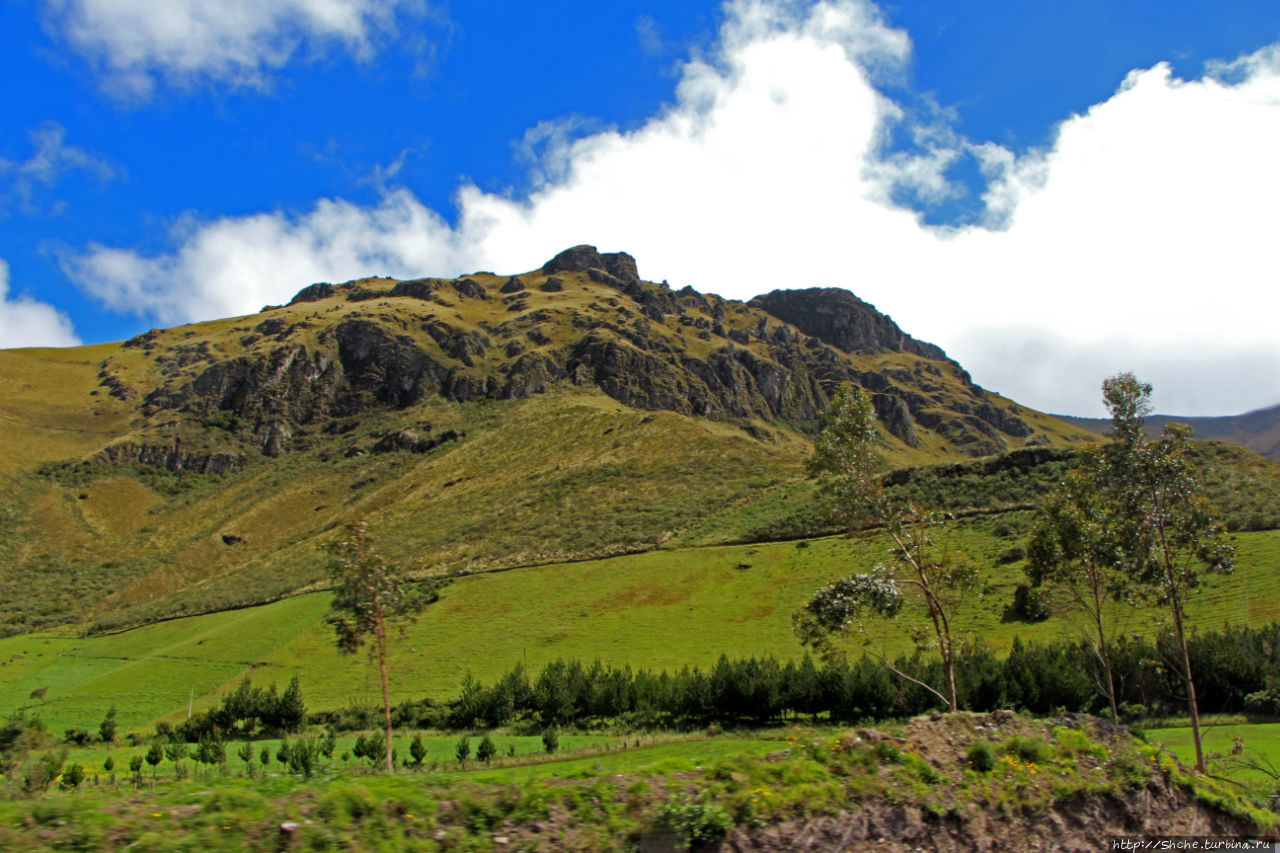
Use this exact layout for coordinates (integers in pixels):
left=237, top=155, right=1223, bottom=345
left=307, top=621, right=1280, bottom=733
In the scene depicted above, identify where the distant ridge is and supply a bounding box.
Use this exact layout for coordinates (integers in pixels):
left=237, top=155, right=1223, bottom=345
left=1056, top=402, right=1280, bottom=462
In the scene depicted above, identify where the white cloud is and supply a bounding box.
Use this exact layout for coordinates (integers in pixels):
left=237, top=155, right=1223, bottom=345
left=62, top=0, right=1280, bottom=416
left=0, top=122, right=116, bottom=214
left=0, top=259, right=82, bottom=350
left=44, top=0, right=432, bottom=97
left=65, top=192, right=465, bottom=323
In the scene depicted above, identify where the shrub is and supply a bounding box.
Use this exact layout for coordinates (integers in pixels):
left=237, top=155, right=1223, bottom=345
left=1004, top=735, right=1052, bottom=764
left=657, top=794, right=733, bottom=846
left=542, top=727, right=559, bottom=755
left=1245, top=688, right=1280, bottom=716
left=196, top=732, right=225, bottom=768
left=98, top=707, right=118, bottom=744
left=409, top=734, right=427, bottom=767
left=477, top=734, right=497, bottom=764
left=995, top=546, right=1025, bottom=565
left=874, top=742, right=902, bottom=764
left=63, top=728, right=93, bottom=747
left=285, top=737, right=324, bottom=778
left=60, top=763, right=85, bottom=790
left=966, top=741, right=995, bottom=773
left=455, top=736, right=471, bottom=765
left=351, top=733, right=387, bottom=767
left=23, top=750, right=64, bottom=792
left=1010, top=584, right=1053, bottom=622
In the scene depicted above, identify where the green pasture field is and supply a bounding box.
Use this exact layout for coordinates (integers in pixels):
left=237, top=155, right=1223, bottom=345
left=435, top=735, right=792, bottom=784
left=2, top=718, right=1275, bottom=851
left=6, top=732, right=628, bottom=782
left=0, top=734, right=789, bottom=852
left=1, top=526, right=1277, bottom=735
left=1152, top=720, right=1280, bottom=786
left=30, top=732, right=792, bottom=787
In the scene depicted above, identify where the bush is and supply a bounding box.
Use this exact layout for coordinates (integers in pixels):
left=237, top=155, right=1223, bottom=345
left=352, top=733, right=382, bottom=766
left=409, top=734, right=427, bottom=767
left=995, top=546, right=1025, bottom=565
left=23, top=750, right=65, bottom=792
left=476, top=734, right=497, bottom=764
left=98, top=707, right=118, bottom=744
left=1004, top=735, right=1052, bottom=764
left=283, top=737, right=324, bottom=778
left=63, top=728, right=93, bottom=747
left=657, top=794, right=733, bottom=846
left=60, top=763, right=85, bottom=790
left=541, top=727, right=559, bottom=755
left=966, top=741, right=995, bottom=773
left=1245, top=688, right=1280, bottom=716
left=196, top=732, right=226, bottom=768
left=1010, top=585, right=1053, bottom=622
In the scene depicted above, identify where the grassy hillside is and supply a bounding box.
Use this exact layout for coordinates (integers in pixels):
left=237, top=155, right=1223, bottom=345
left=0, top=249, right=1095, bottom=638
left=3, top=524, right=1278, bottom=736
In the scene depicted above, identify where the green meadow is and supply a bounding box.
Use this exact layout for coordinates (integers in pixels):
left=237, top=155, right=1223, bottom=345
left=3, top=524, right=1278, bottom=736
left=1153, top=720, right=1280, bottom=786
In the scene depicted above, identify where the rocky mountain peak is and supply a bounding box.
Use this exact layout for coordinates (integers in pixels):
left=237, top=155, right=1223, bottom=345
left=84, top=247, right=1062, bottom=472
left=541, top=245, right=640, bottom=285
left=750, top=288, right=948, bottom=363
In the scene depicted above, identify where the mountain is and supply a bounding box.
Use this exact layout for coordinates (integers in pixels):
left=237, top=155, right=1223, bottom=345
left=1057, top=403, right=1280, bottom=462
left=0, top=246, right=1092, bottom=636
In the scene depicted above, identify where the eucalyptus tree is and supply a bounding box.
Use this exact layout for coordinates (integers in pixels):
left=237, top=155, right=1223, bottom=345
left=1026, top=457, right=1130, bottom=723
left=1100, top=373, right=1234, bottom=772
left=794, top=385, right=981, bottom=712
left=328, top=521, right=437, bottom=773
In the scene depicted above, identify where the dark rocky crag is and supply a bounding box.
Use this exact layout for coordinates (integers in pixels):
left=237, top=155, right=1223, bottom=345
left=102, top=245, right=1046, bottom=469
left=751, top=287, right=949, bottom=362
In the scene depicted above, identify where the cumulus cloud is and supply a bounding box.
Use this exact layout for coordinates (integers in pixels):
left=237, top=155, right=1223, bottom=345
left=0, top=122, right=116, bottom=215
left=62, top=0, right=1280, bottom=416
left=43, top=0, right=434, bottom=97
left=0, top=259, right=81, bottom=350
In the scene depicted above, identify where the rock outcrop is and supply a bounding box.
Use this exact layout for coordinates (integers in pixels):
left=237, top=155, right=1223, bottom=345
left=541, top=245, right=640, bottom=285
left=114, top=246, right=1046, bottom=469
left=750, top=287, right=948, bottom=361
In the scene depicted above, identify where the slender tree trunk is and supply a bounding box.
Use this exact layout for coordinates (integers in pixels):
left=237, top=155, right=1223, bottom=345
left=1168, top=580, right=1204, bottom=772
left=376, top=612, right=393, bottom=773
left=934, top=610, right=959, bottom=712
left=937, top=609, right=959, bottom=713
left=893, top=528, right=959, bottom=712
left=1088, top=573, right=1120, bottom=724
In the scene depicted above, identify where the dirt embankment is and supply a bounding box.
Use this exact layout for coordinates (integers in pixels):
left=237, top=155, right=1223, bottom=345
left=714, top=775, right=1258, bottom=852
left=710, top=713, right=1265, bottom=853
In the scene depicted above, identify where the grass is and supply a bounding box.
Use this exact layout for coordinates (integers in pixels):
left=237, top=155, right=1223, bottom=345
left=1153, top=720, right=1280, bottom=786
left=0, top=262, right=1099, bottom=637
left=2, top=715, right=1271, bottom=852
left=3, top=524, right=1279, bottom=736
left=19, top=732, right=628, bottom=781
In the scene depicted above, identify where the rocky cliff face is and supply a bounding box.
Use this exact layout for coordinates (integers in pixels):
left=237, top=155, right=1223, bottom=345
left=751, top=287, right=951, bottom=363
left=101, top=245, right=1048, bottom=468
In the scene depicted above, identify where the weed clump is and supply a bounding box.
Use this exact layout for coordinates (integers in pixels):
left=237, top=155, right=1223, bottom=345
left=656, top=793, right=733, bottom=846
left=966, top=741, right=996, bottom=773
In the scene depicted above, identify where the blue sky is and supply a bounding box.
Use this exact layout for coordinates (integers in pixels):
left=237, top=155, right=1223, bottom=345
left=3, top=0, right=1279, bottom=416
